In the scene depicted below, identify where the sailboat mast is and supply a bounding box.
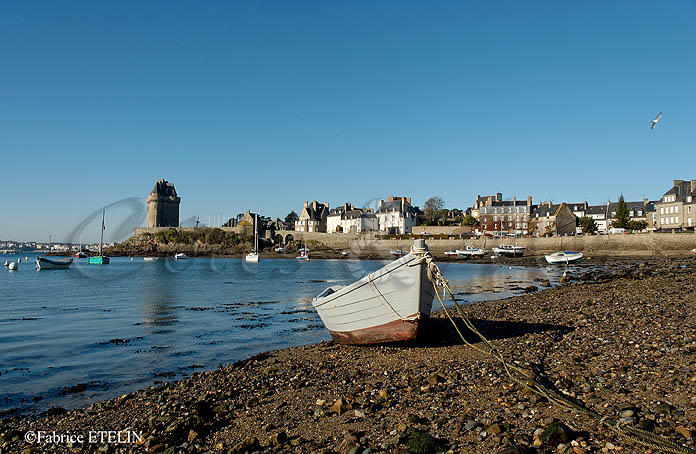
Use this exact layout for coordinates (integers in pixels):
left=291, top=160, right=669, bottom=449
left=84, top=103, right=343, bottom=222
left=49, top=235, right=52, bottom=255
left=99, top=210, right=105, bottom=257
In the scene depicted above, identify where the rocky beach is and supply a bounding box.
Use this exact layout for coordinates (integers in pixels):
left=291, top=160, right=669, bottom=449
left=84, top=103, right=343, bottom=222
left=2, top=258, right=696, bottom=454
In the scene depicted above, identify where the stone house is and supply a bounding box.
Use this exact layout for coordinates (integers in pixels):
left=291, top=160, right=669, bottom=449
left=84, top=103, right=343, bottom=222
left=376, top=196, right=417, bottom=234
left=655, top=179, right=696, bottom=231
left=295, top=201, right=330, bottom=232
left=606, top=199, right=655, bottom=230
left=327, top=203, right=378, bottom=233
left=530, top=202, right=577, bottom=236
left=478, top=195, right=533, bottom=235
left=584, top=204, right=609, bottom=233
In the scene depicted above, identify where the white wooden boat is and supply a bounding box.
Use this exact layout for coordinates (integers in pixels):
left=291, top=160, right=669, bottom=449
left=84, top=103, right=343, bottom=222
left=36, top=256, right=73, bottom=270
left=389, top=249, right=406, bottom=257
left=492, top=244, right=526, bottom=257
left=457, top=246, right=487, bottom=257
left=245, top=252, right=259, bottom=262
left=444, top=250, right=459, bottom=256
left=174, top=253, right=188, bottom=260
left=545, top=251, right=583, bottom=265
left=8, top=261, right=18, bottom=271
left=312, top=239, right=436, bottom=345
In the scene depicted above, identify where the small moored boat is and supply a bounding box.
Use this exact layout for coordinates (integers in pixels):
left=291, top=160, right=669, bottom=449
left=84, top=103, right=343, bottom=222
left=545, top=251, right=583, bottom=265
left=312, top=239, right=436, bottom=345
left=174, top=253, right=188, bottom=260
left=389, top=249, right=406, bottom=257
left=458, top=246, right=487, bottom=257
left=492, top=244, right=526, bottom=257
left=692, top=248, right=696, bottom=255
left=144, top=257, right=163, bottom=262
left=8, top=261, right=18, bottom=271
left=444, top=250, right=459, bottom=256
left=36, top=256, right=73, bottom=270
left=3, top=260, right=8, bottom=267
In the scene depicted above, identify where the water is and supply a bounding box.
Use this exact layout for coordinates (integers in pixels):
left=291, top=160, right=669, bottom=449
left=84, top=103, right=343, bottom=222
left=0, top=254, right=566, bottom=414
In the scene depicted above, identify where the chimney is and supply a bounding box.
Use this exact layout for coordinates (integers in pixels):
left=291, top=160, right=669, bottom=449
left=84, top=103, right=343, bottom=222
left=691, top=180, right=696, bottom=193
left=304, top=201, right=308, bottom=208
left=643, top=198, right=649, bottom=206
left=513, top=196, right=517, bottom=206
left=674, top=179, right=685, bottom=188
left=527, top=195, right=532, bottom=206
left=548, top=201, right=552, bottom=208
left=401, top=198, right=406, bottom=212
left=378, top=199, right=384, bottom=211
left=584, top=201, right=588, bottom=210
left=407, top=197, right=411, bottom=205
left=388, top=196, right=395, bottom=202
left=344, top=202, right=349, bottom=213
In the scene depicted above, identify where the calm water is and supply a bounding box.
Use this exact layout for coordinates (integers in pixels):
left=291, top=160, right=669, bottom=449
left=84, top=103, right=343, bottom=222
left=0, top=254, right=567, bottom=414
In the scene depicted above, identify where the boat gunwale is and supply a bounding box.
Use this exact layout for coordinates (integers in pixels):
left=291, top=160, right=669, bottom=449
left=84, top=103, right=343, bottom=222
left=312, top=253, right=422, bottom=309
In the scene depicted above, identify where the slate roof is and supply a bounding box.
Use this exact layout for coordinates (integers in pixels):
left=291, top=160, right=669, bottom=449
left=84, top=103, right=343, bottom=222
left=585, top=205, right=608, bottom=216
left=377, top=200, right=417, bottom=214
left=661, top=181, right=696, bottom=202
left=532, top=204, right=563, bottom=217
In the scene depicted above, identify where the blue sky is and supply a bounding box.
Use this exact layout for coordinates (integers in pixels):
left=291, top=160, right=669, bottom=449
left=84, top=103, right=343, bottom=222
left=1, top=1, right=694, bottom=242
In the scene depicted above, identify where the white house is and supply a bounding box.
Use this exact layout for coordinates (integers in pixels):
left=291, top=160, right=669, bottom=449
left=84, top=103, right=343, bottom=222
left=585, top=204, right=609, bottom=233
left=327, top=203, right=378, bottom=233
left=375, top=196, right=417, bottom=234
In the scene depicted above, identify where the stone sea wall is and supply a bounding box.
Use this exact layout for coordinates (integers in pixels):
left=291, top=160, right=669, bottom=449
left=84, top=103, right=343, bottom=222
left=130, top=228, right=696, bottom=256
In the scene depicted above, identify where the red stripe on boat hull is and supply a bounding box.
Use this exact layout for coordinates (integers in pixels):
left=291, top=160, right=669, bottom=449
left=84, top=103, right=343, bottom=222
left=328, top=313, right=426, bottom=345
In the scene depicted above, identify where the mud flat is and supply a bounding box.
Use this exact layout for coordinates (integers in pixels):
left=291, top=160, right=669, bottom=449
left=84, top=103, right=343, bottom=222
left=2, top=258, right=696, bottom=454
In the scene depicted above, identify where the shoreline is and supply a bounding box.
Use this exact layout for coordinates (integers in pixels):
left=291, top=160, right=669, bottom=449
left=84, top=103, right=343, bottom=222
left=2, top=258, right=695, bottom=453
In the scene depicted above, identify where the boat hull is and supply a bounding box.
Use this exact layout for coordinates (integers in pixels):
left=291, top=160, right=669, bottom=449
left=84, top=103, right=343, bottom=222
left=36, top=256, right=73, bottom=269
left=88, top=256, right=110, bottom=265
left=312, top=247, right=435, bottom=345
left=245, top=253, right=259, bottom=263
left=493, top=246, right=526, bottom=257
left=545, top=252, right=583, bottom=264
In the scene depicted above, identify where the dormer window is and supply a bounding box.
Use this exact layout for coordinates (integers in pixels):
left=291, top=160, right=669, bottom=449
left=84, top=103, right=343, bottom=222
left=688, top=196, right=693, bottom=203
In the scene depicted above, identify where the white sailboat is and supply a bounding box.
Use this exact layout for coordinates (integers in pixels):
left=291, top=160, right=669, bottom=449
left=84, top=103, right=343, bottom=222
left=296, top=237, right=309, bottom=261
left=245, top=214, right=260, bottom=262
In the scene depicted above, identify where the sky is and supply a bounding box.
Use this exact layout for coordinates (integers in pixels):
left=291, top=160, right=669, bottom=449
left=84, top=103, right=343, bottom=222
left=1, top=1, right=694, bottom=242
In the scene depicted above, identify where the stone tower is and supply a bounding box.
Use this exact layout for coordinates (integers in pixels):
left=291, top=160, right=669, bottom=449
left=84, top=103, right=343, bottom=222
left=146, top=179, right=181, bottom=227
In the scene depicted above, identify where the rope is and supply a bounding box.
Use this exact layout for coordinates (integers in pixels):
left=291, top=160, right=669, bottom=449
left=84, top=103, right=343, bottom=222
left=410, top=245, right=696, bottom=454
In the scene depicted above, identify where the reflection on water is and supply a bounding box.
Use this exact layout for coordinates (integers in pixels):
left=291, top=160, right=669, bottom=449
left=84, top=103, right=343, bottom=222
left=0, top=256, right=567, bottom=414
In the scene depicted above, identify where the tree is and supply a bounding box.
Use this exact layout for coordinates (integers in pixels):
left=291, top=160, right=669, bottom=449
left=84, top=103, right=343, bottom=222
left=579, top=216, right=598, bottom=234
left=423, top=197, right=445, bottom=223
left=462, top=215, right=479, bottom=226
left=627, top=220, right=647, bottom=231
left=611, top=195, right=630, bottom=228
left=284, top=210, right=299, bottom=227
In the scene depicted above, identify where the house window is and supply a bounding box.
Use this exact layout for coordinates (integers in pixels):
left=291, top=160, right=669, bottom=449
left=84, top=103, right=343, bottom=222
left=689, top=206, right=692, bottom=214
left=675, top=206, right=679, bottom=213
left=676, top=216, right=679, bottom=224
left=637, top=210, right=642, bottom=216
left=523, top=223, right=527, bottom=228
left=508, top=216, right=512, bottom=221
left=660, top=207, right=664, bottom=214
left=493, top=216, right=497, bottom=221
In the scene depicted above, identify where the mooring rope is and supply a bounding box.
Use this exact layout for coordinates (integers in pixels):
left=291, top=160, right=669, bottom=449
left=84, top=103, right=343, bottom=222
left=410, top=244, right=696, bottom=454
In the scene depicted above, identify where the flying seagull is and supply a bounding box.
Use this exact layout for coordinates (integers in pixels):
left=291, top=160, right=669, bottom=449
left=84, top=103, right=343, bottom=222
left=651, top=112, right=662, bottom=130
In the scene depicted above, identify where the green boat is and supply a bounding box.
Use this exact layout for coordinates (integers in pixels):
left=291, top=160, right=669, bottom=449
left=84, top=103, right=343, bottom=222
left=88, top=255, right=110, bottom=265
left=89, top=210, right=110, bottom=265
